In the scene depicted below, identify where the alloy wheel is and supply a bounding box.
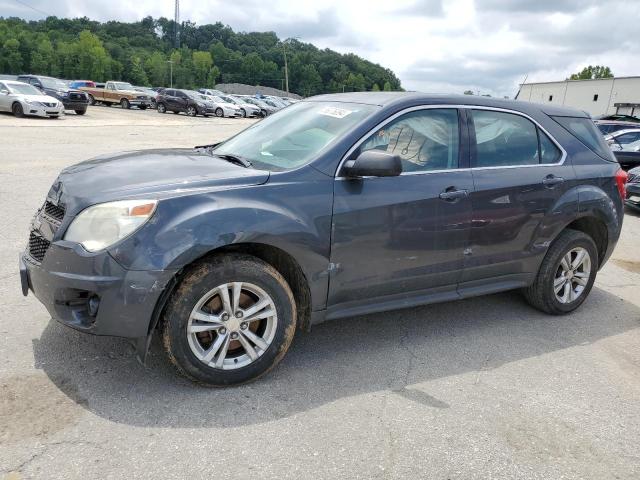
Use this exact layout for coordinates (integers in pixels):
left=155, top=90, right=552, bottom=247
left=186, top=282, right=278, bottom=370
left=187, top=106, right=197, bottom=116
left=553, top=247, right=591, bottom=304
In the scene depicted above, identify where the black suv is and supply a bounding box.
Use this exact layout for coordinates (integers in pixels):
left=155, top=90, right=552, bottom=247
left=156, top=88, right=215, bottom=116
left=16, top=75, right=89, bottom=115
left=19, top=93, right=627, bottom=386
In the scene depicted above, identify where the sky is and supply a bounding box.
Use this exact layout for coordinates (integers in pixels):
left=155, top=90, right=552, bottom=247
left=1, top=0, right=639, bottom=97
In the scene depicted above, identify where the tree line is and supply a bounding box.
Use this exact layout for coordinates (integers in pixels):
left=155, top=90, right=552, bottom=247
left=0, top=16, right=402, bottom=95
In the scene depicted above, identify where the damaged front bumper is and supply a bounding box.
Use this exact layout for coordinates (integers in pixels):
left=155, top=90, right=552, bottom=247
left=20, top=243, right=176, bottom=341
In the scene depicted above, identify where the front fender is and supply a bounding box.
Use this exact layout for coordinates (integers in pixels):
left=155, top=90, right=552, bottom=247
left=109, top=171, right=335, bottom=310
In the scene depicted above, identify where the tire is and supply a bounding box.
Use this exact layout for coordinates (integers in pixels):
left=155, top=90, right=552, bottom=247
left=157, top=103, right=166, bottom=114
left=523, top=229, right=598, bottom=315
left=75, top=109, right=86, bottom=115
left=12, top=103, right=24, bottom=118
left=240, top=108, right=247, bottom=118
left=120, top=98, right=130, bottom=109
left=187, top=105, right=197, bottom=117
left=139, top=105, right=147, bottom=110
left=215, top=108, right=224, bottom=117
left=88, top=94, right=96, bottom=106
left=162, top=254, right=297, bottom=386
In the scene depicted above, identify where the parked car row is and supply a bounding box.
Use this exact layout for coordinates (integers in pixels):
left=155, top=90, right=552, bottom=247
left=2, top=73, right=298, bottom=120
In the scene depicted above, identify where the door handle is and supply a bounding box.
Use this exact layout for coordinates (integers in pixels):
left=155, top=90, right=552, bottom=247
left=542, top=175, right=564, bottom=188
left=439, top=188, right=468, bottom=201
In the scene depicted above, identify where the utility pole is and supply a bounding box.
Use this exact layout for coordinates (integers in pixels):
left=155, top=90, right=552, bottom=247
left=281, top=37, right=300, bottom=95
left=167, top=60, right=174, bottom=88
left=282, top=41, right=289, bottom=95
left=174, top=0, right=180, bottom=48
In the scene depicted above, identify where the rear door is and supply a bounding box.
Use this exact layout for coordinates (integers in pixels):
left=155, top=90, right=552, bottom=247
left=461, top=108, right=574, bottom=285
left=328, top=107, right=473, bottom=314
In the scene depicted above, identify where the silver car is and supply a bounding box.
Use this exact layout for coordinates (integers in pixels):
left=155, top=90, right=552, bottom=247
left=0, top=80, right=64, bottom=118
left=219, top=95, right=261, bottom=117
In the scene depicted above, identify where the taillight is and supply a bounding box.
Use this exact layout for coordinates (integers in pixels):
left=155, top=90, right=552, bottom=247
left=615, top=168, right=628, bottom=200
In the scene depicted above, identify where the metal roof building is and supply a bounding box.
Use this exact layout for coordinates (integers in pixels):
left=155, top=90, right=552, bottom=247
left=517, top=76, right=640, bottom=117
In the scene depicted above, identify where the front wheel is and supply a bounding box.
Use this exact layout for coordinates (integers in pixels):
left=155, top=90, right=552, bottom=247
left=12, top=103, right=24, bottom=118
left=186, top=105, right=197, bottom=117
left=215, top=108, right=224, bottom=117
left=120, top=98, right=130, bottom=109
left=157, top=102, right=166, bottom=113
left=162, top=254, right=297, bottom=386
left=75, top=109, right=86, bottom=115
left=240, top=108, right=247, bottom=118
left=523, top=229, right=598, bottom=315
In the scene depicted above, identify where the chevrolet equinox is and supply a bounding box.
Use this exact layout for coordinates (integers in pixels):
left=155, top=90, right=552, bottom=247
left=20, top=93, right=627, bottom=386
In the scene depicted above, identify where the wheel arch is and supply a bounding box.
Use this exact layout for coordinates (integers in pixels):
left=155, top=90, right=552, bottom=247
left=150, top=242, right=312, bottom=340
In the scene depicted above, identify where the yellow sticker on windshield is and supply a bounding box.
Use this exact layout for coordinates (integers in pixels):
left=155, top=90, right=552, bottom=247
left=318, top=106, right=353, bottom=119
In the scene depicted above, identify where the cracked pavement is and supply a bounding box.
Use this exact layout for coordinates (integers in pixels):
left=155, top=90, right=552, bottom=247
left=1, top=107, right=640, bottom=479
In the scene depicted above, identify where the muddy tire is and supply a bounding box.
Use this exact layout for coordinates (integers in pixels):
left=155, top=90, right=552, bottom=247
left=162, top=254, right=297, bottom=386
left=523, top=229, right=598, bottom=315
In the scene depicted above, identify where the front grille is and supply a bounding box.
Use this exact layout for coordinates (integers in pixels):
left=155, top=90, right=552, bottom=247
left=43, top=201, right=65, bottom=222
left=136, top=95, right=147, bottom=100
left=70, top=93, right=86, bottom=101
left=28, top=232, right=50, bottom=262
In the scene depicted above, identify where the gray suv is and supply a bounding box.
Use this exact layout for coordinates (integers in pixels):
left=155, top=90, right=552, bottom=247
left=20, top=93, right=627, bottom=386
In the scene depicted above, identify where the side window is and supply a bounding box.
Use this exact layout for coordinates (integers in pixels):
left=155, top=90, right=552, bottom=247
left=176, top=91, right=187, bottom=98
left=616, top=132, right=640, bottom=145
left=539, top=130, right=562, bottom=163
left=471, top=110, right=539, bottom=167
left=107, top=83, right=114, bottom=90
left=359, top=109, right=460, bottom=172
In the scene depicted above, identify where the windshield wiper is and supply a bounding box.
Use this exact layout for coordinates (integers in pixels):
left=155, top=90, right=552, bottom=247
left=212, top=153, right=252, bottom=168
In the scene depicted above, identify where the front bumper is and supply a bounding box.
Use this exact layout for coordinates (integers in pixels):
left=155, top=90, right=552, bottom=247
left=20, top=244, right=176, bottom=339
left=129, top=99, right=153, bottom=108
left=625, top=183, right=640, bottom=211
left=24, top=103, right=64, bottom=118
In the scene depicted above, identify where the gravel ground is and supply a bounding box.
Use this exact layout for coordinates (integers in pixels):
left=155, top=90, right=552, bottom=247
left=1, top=106, right=639, bottom=480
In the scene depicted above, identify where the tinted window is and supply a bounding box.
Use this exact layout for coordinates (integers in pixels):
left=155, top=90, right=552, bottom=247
left=471, top=110, right=539, bottom=167
left=615, top=132, right=640, bottom=145
left=359, top=109, right=460, bottom=172
left=539, top=130, right=562, bottom=163
left=553, top=116, right=612, bottom=159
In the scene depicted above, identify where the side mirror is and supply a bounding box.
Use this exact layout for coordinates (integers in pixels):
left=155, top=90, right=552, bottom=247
left=342, top=149, right=402, bottom=178
left=0, top=89, right=8, bottom=95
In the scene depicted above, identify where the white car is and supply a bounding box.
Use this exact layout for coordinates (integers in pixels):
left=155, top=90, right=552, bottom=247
left=218, top=94, right=261, bottom=117
left=199, top=94, right=243, bottom=118
left=0, top=80, right=64, bottom=118
left=604, top=128, right=640, bottom=148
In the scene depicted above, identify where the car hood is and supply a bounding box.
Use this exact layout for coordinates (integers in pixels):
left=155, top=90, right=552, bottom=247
left=53, top=148, right=270, bottom=210
left=20, top=94, right=60, bottom=103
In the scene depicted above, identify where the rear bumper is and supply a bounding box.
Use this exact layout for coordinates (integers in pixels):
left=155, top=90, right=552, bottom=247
left=20, top=244, right=176, bottom=339
left=625, top=183, right=640, bottom=211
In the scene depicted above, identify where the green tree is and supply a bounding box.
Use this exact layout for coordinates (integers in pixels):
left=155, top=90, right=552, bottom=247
left=298, top=64, right=322, bottom=96
left=192, top=50, right=213, bottom=86
left=569, top=65, right=613, bottom=80
left=127, top=56, right=148, bottom=85
left=371, top=83, right=380, bottom=91
left=145, top=51, right=168, bottom=86
left=383, top=81, right=392, bottom=91
left=2, top=38, right=23, bottom=74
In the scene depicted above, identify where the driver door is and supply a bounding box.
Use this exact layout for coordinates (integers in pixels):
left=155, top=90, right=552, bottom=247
left=0, top=82, right=12, bottom=111
left=327, top=107, right=473, bottom=316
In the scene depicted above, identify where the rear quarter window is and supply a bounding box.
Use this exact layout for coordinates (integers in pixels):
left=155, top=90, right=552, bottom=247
left=553, top=116, right=614, bottom=161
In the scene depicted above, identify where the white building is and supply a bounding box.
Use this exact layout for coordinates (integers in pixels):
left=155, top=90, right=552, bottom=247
left=517, top=76, right=640, bottom=117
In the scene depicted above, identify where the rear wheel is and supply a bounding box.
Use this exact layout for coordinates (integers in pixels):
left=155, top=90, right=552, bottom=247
left=523, top=229, right=598, bottom=314
left=12, top=103, right=24, bottom=118
left=120, top=98, right=130, bottom=109
left=162, top=254, right=297, bottom=386
left=157, top=102, right=166, bottom=113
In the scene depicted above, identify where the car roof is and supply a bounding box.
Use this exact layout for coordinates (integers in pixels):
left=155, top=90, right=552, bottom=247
left=611, top=128, right=640, bottom=136
left=306, top=92, right=589, bottom=117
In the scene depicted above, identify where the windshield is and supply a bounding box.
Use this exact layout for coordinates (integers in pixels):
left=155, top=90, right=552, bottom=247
left=113, top=82, right=134, bottom=90
left=213, top=101, right=377, bottom=171
left=40, top=77, right=67, bottom=89
left=9, top=83, right=42, bottom=95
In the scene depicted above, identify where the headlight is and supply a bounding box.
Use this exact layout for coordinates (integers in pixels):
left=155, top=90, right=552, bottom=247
left=59, top=91, right=69, bottom=97
left=64, top=199, right=157, bottom=252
